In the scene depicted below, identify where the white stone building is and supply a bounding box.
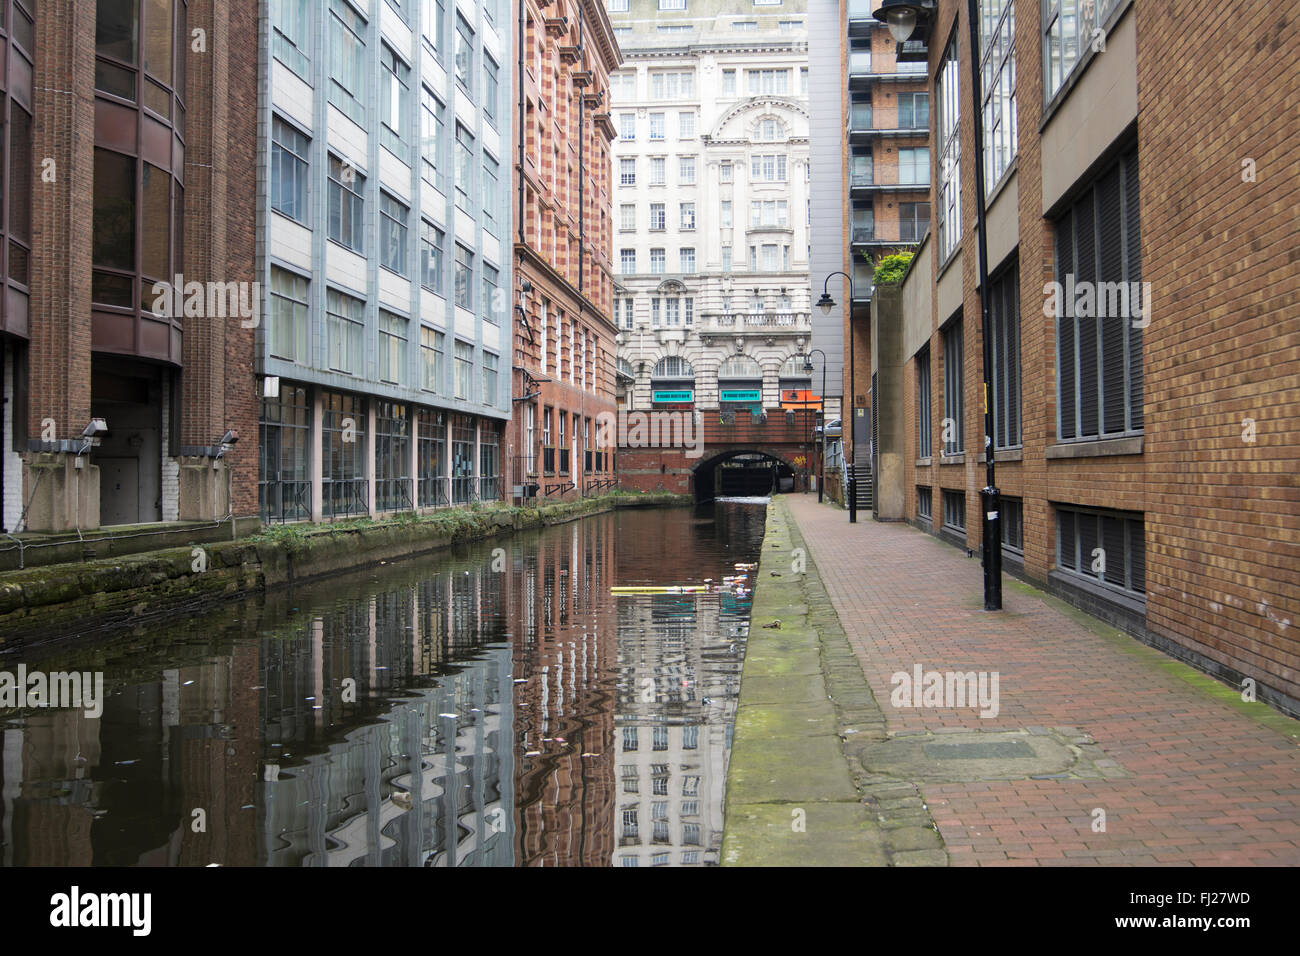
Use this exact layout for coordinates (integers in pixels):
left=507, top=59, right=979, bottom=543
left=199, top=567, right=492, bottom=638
left=607, top=3, right=814, bottom=412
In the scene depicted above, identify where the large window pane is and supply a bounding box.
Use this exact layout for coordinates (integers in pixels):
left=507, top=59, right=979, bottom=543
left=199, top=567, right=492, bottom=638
left=93, top=149, right=136, bottom=271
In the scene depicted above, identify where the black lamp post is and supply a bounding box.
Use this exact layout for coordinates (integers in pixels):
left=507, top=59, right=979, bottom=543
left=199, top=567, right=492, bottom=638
left=874, top=0, right=1001, bottom=610
left=802, top=348, right=828, bottom=503
left=817, top=272, right=857, bottom=523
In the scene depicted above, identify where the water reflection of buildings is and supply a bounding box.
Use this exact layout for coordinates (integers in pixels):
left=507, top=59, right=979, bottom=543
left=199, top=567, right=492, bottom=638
left=612, top=506, right=758, bottom=867
left=1, top=556, right=519, bottom=867
left=509, top=515, right=619, bottom=867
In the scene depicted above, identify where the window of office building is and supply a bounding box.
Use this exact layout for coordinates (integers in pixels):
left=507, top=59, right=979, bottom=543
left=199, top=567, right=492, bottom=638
left=982, top=0, right=1017, bottom=186
left=380, top=192, right=409, bottom=276
left=328, top=0, right=367, bottom=125
left=916, top=485, right=932, bottom=522
left=650, top=202, right=666, bottom=230
left=380, top=42, right=411, bottom=162
left=649, top=112, right=665, bottom=140
left=650, top=157, right=666, bottom=185
left=679, top=111, right=695, bottom=137
left=483, top=53, right=499, bottom=125
left=619, top=113, right=635, bottom=140
left=378, top=311, right=408, bottom=385
left=650, top=248, right=666, bottom=274
left=450, top=413, right=476, bottom=503
left=421, top=326, right=444, bottom=392
left=259, top=382, right=312, bottom=523
left=271, top=117, right=309, bottom=223
left=455, top=13, right=474, bottom=95
left=942, top=489, right=965, bottom=533
left=421, top=221, right=444, bottom=294
left=936, top=33, right=962, bottom=261
left=479, top=421, right=501, bottom=500
left=454, top=244, right=473, bottom=310
left=620, top=157, right=636, bottom=185
left=1043, top=0, right=1121, bottom=103
left=482, top=351, right=499, bottom=405
left=268, top=267, right=309, bottom=363
left=326, top=289, right=364, bottom=375
left=680, top=202, right=695, bottom=230
left=322, top=391, right=368, bottom=517
left=375, top=401, right=412, bottom=511
left=1057, top=506, right=1145, bottom=595
left=454, top=340, right=474, bottom=400
left=990, top=260, right=1021, bottom=448
left=942, top=318, right=964, bottom=454
left=1001, top=496, right=1024, bottom=554
left=454, top=123, right=474, bottom=210
left=328, top=154, right=365, bottom=252
left=916, top=345, right=931, bottom=458
left=1055, top=146, right=1143, bottom=440
left=421, top=86, right=446, bottom=190
left=679, top=155, right=696, bottom=184
left=418, top=408, right=446, bottom=507
left=272, top=0, right=311, bottom=76
left=750, top=154, right=787, bottom=182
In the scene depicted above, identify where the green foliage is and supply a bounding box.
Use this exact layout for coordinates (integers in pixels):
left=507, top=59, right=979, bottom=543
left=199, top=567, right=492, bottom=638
left=871, top=251, right=915, bottom=285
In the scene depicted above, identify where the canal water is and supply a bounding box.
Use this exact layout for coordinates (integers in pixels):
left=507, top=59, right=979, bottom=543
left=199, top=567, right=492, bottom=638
left=0, top=500, right=767, bottom=867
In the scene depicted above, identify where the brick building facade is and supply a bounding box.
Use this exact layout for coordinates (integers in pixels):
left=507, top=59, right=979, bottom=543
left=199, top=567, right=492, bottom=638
left=509, top=0, right=621, bottom=502
left=1, top=0, right=259, bottom=533
left=891, top=0, right=1300, bottom=714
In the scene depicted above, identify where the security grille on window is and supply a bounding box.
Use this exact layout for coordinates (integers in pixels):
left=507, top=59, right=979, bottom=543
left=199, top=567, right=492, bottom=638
left=1055, top=146, right=1142, bottom=441
left=916, top=345, right=931, bottom=457
left=991, top=260, right=1021, bottom=448
left=942, top=489, right=965, bottom=532
left=1001, top=497, right=1024, bottom=553
left=936, top=33, right=962, bottom=261
left=917, top=486, right=932, bottom=521
left=942, top=318, right=964, bottom=454
left=1057, top=506, right=1145, bottom=595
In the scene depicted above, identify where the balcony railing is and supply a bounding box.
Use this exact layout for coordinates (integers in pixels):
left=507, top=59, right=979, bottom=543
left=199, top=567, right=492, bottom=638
left=850, top=105, right=872, bottom=130
left=847, top=0, right=872, bottom=17
left=702, top=311, right=811, bottom=332
left=848, top=52, right=872, bottom=75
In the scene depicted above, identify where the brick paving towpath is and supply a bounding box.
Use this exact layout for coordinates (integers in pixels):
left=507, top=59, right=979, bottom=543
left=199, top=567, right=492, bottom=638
left=784, top=494, right=1300, bottom=866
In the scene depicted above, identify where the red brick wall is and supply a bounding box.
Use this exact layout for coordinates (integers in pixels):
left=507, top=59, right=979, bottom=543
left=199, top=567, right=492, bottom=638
left=903, top=0, right=1299, bottom=706
left=1137, top=0, right=1300, bottom=701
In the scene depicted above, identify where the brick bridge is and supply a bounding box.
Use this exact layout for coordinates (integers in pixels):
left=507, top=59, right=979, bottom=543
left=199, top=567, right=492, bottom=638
left=617, top=408, right=821, bottom=500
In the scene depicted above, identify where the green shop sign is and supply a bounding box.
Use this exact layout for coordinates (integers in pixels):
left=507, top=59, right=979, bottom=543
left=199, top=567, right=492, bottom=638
left=719, top=390, right=761, bottom=403
left=653, top=390, right=694, bottom=403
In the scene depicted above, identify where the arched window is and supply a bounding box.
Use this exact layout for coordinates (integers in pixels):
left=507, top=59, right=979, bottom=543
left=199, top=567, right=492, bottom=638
left=780, top=355, right=812, bottom=379
left=653, top=355, right=695, bottom=379
left=717, top=355, right=762, bottom=379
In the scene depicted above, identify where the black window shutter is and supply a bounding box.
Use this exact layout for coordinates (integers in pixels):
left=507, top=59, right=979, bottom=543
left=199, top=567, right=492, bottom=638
left=1097, top=166, right=1127, bottom=435
left=1102, top=513, right=1127, bottom=588
left=1056, top=208, right=1076, bottom=439
left=1125, top=150, right=1144, bottom=431
left=1075, top=188, right=1099, bottom=438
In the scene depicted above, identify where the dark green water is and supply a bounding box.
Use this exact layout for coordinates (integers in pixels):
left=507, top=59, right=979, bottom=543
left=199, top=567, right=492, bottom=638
left=0, top=500, right=767, bottom=867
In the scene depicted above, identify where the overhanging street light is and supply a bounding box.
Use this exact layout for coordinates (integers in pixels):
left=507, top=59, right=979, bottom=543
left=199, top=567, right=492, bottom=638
left=817, top=273, right=858, bottom=523
left=875, top=0, right=1001, bottom=610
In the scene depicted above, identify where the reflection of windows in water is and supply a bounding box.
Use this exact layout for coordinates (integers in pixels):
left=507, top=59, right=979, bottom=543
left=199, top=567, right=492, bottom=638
left=621, top=765, right=639, bottom=793
left=683, top=823, right=701, bottom=846
left=682, top=775, right=700, bottom=796
left=652, top=726, right=669, bottom=751
left=651, top=852, right=669, bottom=866
left=652, top=820, right=670, bottom=843
left=681, top=800, right=699, bottom=816
left=621, top=856, right=638, bottom=867
left=622, top=727, right=639, bottom=751
left=621, top=808, right=638, bottom=838
left=682, top=851, right=699, bottom=864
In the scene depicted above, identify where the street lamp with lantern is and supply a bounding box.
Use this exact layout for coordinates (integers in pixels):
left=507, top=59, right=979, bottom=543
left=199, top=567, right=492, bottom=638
left=801, top=348, right=829, bottom=503
left=873, top=0, right=1002, bottom=611
left=817, top=272, right=858, bottom=523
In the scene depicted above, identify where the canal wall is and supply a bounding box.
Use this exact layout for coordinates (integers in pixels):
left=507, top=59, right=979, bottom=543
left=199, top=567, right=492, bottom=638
left=0, top=492, right=691, bottom=644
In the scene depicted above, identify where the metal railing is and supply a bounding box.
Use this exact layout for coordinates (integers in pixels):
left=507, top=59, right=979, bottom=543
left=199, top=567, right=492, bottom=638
left=478, top=476, right=502, bottom=502
left=323, top=478, right=368, bottom=520
left=418, top=476, right=449, bottom=509
left=584, top=478, right=618, bottom=495
left=259, top=479, right=312, bottom=524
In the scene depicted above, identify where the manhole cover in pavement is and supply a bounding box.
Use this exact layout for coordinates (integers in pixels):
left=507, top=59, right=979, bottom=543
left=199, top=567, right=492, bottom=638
left=857, top=730, right=1094, bottom=783
left=923, top=740, right=1035, bottom=760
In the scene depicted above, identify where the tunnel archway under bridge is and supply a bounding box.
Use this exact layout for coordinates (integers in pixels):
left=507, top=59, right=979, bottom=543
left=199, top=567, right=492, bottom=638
left=692, top=450, right=799, bottom=502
